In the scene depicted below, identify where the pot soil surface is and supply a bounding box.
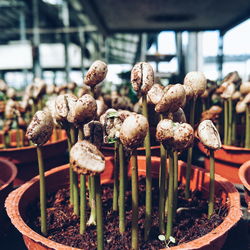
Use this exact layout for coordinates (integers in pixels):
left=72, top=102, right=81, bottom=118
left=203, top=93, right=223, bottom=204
left=26, top=176, right=227, bottom=249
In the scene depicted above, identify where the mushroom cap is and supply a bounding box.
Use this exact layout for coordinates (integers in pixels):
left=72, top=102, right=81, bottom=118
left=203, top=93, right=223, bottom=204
left=46, top=84, right=56, bottom=95
left=120, top=114, right=148, bottom=149
left=197, top=120, right=221, bottom=150
left=147, top=83, right=164, bottom=105
left=173, top=123, right=194, bottom=150
left=26, top=110, right=54, bottom=146
left=5, top=99, right=17, bottom=119
left=96, top=98, right=108, bottom=118
left=243, top=92, right=250, bottom=104
left=184, top=71, right=207, bottom=97
left=232, top=91, right=241, bottom=101
left=73, top=94, right=97, bottom=124
left=221, top=82, right=235, bottom=99
left=236, top=100, right=247, bottom=114
left=240, top=82, right=250, bottom=95
left=70, top=140, right=105, bottom=175
left=183, top=84, right=194, bottom=102
left=83, top=121, right=103, bottom=149
left=156, top=119, right=174, bottom=145
left=167, top=107, right=186, bottom=123
left=7, top=88, right=16, bottom=99
left=131, top=62, right=154, bottom=95
left=84, top=60, right=108, bottom=87
left=155, top=84, right=186, bottom=113
left=209, top=105, right=223, bottom=115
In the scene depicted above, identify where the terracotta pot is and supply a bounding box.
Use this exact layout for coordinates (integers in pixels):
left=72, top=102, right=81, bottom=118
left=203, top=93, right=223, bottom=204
left=0, top=157, right=17, bottom=233
left=0, top=129, right=68, bottom=186
left=238, top=161, right=250, bottom=210
left=198, top=142, right=250, bottom=183
left=6, top=156, right=241, bottom=250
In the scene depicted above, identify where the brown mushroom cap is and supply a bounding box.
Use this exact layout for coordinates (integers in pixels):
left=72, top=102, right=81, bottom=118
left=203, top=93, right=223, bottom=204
left=131, top=62, right=154, bottom=95
left=184, top=71, right=207, bottom=97
left=240, top=82, right=250, bottom=95
left=173, top=123, right=194, bottom=150
left=147, top=84, right=164, bottom=105
left=167, top=107, right=186, bottom=123
left=232, top=91, right=241, bottom=101
left=236, top=100, right=247, bottom=114
left=156, top=119, right=174, bottom=145
left=220, top=82, right=235, bottom=99
left=120, top=114, right=148, bottom=149
left=26, top=110, right=54, bottom=146
left=84, top=60, right=108, bottom=87
left=70, top=140, right=105, bottom=175
left=183, top=84, right=194, bottom=102
left=197, top=120, right=221, bottom=150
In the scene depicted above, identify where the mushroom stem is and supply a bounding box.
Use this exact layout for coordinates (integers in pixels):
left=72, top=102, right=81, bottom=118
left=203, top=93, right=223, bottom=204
left=113, top=141, right=119, bottom=211
left=119, top=142, right=125, bottom=233
left=142, top=94, right=152, bottom=240
left=166, top=150, right=174, bottom=239
left=228, top=98, right=233, bottom=145
left=90, top=86, right=95, bottom=98
left=201, top=98, right=206, bottom=112
left=3, top=132, right=8, bottom=149
left=224, top=100, right=228, bottom=145
left=94, top=174, right=104, bottom=250
left=208, top=149, right=215, bottom=218
left=78, top=126, right=84, bottom=140
left=159, top=117, right=166, bottom=234
left=131, top=150, right=138, bottom=250
left=245, top=105, right=250, bottom=148
left=173, top=150, right=178, bottom=222
left=185, top=97, right=196, bottom=199
left=80, top=174, right=86, bottom=234
left=36, top=146, right=47, bottom=236
left=87, top=175, right=96, bottom=225
left=15, top=117, right=21, bottom=148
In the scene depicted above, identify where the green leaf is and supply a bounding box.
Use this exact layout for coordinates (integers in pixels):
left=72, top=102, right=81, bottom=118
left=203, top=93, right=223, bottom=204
left=107, top=112, right=118, bottom=118
left=169, top=236, right=176, bottom=243
left=108, top=137, right=117, bottom=144
left=158, top=235, right=166, bottom=241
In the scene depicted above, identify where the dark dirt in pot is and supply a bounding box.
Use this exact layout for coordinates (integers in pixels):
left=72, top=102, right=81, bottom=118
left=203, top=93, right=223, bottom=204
left=26, top=177, right=227, bottom=249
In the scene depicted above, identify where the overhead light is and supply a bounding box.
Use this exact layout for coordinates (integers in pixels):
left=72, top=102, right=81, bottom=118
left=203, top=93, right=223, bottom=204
left=42, top=0, right=62, bottom=5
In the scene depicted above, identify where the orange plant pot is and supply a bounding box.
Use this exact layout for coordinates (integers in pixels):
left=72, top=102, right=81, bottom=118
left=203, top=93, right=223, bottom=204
left=0, top=157, right=17, bottom=233
left=0, top=129, right=68, bottom=186
left=198, top=142, right=250, bottom=184
left=5, top=156, right=241, bottom=250
left=238, top=161, right=250, bottom=210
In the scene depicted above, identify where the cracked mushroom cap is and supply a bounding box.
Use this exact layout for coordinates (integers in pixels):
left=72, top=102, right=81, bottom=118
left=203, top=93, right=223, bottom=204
left=198, top=120, right=221, bottom=150
left=120, top=114, right=148, bottom=149
left=131, top=62, right=154, bottom=95
left=70, top=140, right=105, bottom=175
left=155, top=84, right=186, bottom=114
left=240, top=82, right=250, bottom=95
left=73, top=94, right=97, bottom=124
left=26, top=110, right=54, bottom=146
left=84, top=60, right=108, bottom=87
left=147, top=84, right=164, bottom=105
left=184, top=71, right=207, bottom=97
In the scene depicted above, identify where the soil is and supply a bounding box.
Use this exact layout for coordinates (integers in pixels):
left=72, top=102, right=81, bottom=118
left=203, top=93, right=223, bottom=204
left=26, top=177, right=227, bottom=249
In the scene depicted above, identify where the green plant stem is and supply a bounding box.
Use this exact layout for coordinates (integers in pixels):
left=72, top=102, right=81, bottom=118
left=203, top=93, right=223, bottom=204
left=88, top=175, right=96, bottom=225
left=166, top=150, right=174, bottom=239
left=90, top=86, right=95, bottom=98
left=228, top=98, right=232, bottom=145
left=36, top=146, right=47, bottom=236
left=131, top=150, right=138, bottom=250
left=224, top=100, right=228, bottom=145
left=245, top=105, right=250, bottom=148
left=185, top=97, right=196, bottom=199
left=16, top=118, right=21, bottom=148
left=119, top=142, right=125, bottom=233
left=80, top=174, right=86, bottom=234
left=208, top=150, right=215, bottom=218
left=232, top=102, right=236, bottom=145
left=173, top=151, right=178, bottom=222
left=201, top=98, right=206, bottom=112
left=94, top=174, right=104, bottom=250
left=3, top=132, right=7, bottom=149
left=159, top=142, right=166, bottom=234
left=142, top=94, right=152, bottom=240
left=78, top=126, right=84, bottom=140
left=113, top=141, right=119, bottom=211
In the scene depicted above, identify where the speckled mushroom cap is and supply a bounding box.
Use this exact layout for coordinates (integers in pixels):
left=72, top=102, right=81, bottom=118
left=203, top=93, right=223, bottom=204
left=96, top=98, right=108, bottom=118
left=167, top=107, right=186, bottom=123
left=221, top=82, right=235, bottom=99
left=183, top=84, right=194, bottom=102
left=236, top=100, right=247, bottom=114
left=155, top=84, right=186, bottom=114
left=240, top=82, right=250, bottom=95
left=70, top=140, right=105, bottom=175
left=131, top=62, right=154, bottom=95
left=184, top=71, right=207, bottom=97
left=198, top=120, right=221, bottom=150
left=68, top=81, right=77, bottom=91
left=232, top=91, right=241, bottom=101
left=120, top=114, right=148, bottom=149
left=156, top=119, right=174, bottom=146
left=84, top=60, right=108, bottom=87
left=73, top=94, right=97, bottom=125
left=83, top=121, right=103, bottom=149
left=7, top=88, right=16, bottom=99
left=32, top=79, right=46, bottom=99
left=26, top=110, right=54, bottom=146
left=147, top=84, right=164, bottom=105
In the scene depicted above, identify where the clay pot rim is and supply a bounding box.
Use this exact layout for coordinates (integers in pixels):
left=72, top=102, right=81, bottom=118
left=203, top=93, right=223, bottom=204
left=5, top=156, right=242, bottom=250
left=0, top=157, right=17, bottom=191
left=239, top=160, right=250, bottom=191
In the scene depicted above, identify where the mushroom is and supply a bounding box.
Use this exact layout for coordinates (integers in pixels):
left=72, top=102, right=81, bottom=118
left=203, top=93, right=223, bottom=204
left=147, top=84, right=164, bottom=105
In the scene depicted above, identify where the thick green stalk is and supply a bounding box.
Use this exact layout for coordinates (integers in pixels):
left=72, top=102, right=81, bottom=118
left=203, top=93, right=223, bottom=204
left=80, top=174, right=86, bottom=234
left=94, top=175, right=104, bottom=250
left=173, top=151, right=178, bottom=222
left=16, top=118, right=21, bottom=148
left=3, top=132, right=7, bottom=149
left=88, top=175, right=96, bottom=225
left=224, top=100, right=228, bottom=145
left=228, top=98, right=232, bottom=145
left=166, top=150, right=174, bottom=239
left=245, top=105, right=250, bottom=148
left=36, top=146, right=47, bottom=236
left=185, top=97, right=196, bottom=199
left=208, top=150, right=215, bottom=218
left=159, top=142, right=166, bottom=234
left=119, top=142, right=125, bottom=233
left=131, top=150, right=138, bottom=250
left=113, top=141, right=119, bottom=211
left=142, top=94, right=152, bottom=240
left=232, top=102, right=236, bottom=145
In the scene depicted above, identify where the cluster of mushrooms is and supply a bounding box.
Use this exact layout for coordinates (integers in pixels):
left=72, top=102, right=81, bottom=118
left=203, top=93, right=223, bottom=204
left=26, top=60, right=222, bottom=250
